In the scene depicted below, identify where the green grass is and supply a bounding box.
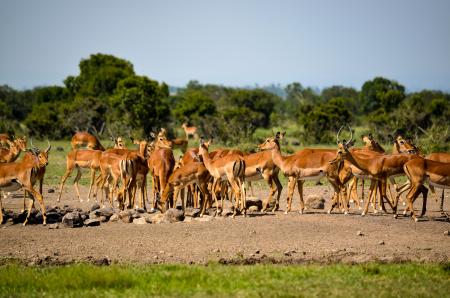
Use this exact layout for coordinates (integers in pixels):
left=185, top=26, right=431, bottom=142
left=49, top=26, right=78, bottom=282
left=0, top=263, right=449, bottom=297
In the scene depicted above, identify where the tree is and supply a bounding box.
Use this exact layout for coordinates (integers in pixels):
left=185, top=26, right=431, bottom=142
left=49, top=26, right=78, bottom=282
left=109, top=75, right=170, bottom=135
left=172, top=90, right=216, bottom=123
left=65, top=53, right=135, bottom=99
left=360, top=77, right=405, bottom=113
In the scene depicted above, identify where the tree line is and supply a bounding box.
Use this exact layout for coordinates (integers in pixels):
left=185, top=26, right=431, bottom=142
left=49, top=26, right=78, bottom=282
left=0, top=53, right=449, bottom=151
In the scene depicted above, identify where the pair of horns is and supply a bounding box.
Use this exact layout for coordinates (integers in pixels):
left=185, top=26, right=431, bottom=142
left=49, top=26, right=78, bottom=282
left=336, top=124, right=354, bottom=146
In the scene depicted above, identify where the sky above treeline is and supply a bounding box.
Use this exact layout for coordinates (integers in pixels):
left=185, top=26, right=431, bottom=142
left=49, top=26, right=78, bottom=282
left=1, top=0, right=449, bottom=91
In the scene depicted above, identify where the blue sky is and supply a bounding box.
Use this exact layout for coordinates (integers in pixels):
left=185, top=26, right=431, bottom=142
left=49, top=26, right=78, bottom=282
left=1, top=0, right=449, bottom=91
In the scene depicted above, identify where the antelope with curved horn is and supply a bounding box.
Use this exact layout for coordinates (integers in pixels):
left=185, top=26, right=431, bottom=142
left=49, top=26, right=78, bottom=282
left=331, top=125, right=421, bottom=217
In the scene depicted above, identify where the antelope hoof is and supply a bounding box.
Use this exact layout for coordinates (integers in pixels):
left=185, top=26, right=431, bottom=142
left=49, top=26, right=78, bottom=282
left=344, top=211, right=348, bottom=215
left=414, top=217, right=419, bottom=222
left=402, top=202, right=406, bottom=206
left=56, top=199, right=60, bottom=203
left=298, top=210, right=303, bottom=215
left=79, top=199, right=84, bottom=203
left=361, top=212, right=366, bottom=217
left=150, top=208, right=157, bottom=213
left=394, top=214, right=398, bottom=219
left=358, top=207, right=362, bottom=210
left=284, top=211, right=288, bottom=215
left=374, top=209, right=378, bottom=214
left=403, top=210, right=407, bottom=215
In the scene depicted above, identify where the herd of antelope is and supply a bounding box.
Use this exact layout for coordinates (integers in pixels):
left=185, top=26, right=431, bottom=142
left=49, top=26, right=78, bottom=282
left=0, top=123, right=449, bottom=226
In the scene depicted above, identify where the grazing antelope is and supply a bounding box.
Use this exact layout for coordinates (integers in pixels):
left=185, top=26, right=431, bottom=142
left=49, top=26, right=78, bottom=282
left=198, top=139, right=246, bottom=217
left=0, top=143, right=51, bottom=225
left=181, top=123, right=198, bottom=140
left=160, top=161, right=212, bottom=214
left=402, top=157, right=450, bottom=221
left=71, top=131, right=105, bottom=151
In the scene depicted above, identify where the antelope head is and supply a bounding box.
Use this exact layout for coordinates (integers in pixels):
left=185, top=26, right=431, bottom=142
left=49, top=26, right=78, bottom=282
left=258, top=131, right=284, bottom=151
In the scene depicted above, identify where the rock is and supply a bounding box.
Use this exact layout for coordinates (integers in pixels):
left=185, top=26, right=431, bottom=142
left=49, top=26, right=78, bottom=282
left=46, top=211, right=62, bottom=224
left=140, top=213, right=153, bottom=223
left=89, top=211, right=100, bottom=219
left=222, top=208, right=234, bottom=216
left=356, top=231, right=364, bottom=236
left=109, top=214, right=119, bottom=222
left=97, top=207, right=115, bottom=218
left=378, top=241, right=385, bottom=245
left=212, top=248, right=221, bottom=253
left=90, top=203, right=101, bottom=212
left=136, top=208, right=146, bottom=213
left=206, top=208, right=216, bottom=216
left=133, top=217, right=148, bottom=225
left=47, top=188, right=55, bottom=193
left=444, top=230, right=449, bottom=236
left=84, top=218, right=101, bottom=227
left=184, top=208, right=201, bottom=218
left=119, top=210, right=132, bottom=223
left=305, top=196, right=325, bottom=209
left=62, top=211, right=83, bottom=228
left=255, top=250, right=260, bottom=254
left=98, top=216, right=108, bottom=222
left=248, top=206, right=259, bottom=212
left=291, top=140, right=301, bottom=146
left=94, top=257, right=110, bottom=266
left=56, top=146, right=64, bottom=152
left=163, top=208, right=185, bottom=223
left=284, top=251, right=292, bottom=256
left=48, top=223, right=59, bottom=229
left=151, top=214, right=166, bottom=224
left=246, top=198, right=263, bottom=210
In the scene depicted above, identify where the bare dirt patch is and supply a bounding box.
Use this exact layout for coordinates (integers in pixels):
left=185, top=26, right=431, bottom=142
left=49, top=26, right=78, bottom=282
left=1, top=183, right=449, bottom=265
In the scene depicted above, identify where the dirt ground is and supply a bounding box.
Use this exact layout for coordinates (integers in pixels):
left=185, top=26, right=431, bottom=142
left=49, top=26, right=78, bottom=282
left=1, top=182, right=449, bottom=265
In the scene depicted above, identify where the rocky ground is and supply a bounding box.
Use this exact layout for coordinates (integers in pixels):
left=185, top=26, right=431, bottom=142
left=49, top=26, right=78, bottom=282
left=1, top=183, right=449, bottom=265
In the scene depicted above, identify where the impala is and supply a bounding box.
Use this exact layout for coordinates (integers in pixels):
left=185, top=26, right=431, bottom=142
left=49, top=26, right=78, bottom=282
left=0, top=143, right=51, bottom=225
left=181, top=123, right=198, bottom=139
left=402, top=157, right=450, bottom=221
left=332, top=126, right=420, bottom=217
left=71, top=131, right=105, bottom=150
left=198, top=139, right=246, bottom=217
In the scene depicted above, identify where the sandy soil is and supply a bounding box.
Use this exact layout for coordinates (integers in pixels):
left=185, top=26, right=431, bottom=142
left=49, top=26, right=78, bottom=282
left=1, top=182, right=449, bottom=265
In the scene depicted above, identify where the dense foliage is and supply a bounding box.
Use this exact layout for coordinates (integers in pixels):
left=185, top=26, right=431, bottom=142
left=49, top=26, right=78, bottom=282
left=1, top=53, right=449, bottom=150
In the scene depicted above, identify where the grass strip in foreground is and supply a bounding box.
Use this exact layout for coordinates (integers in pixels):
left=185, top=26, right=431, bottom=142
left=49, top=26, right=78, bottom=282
left=0, top=263, right=449, bottom=297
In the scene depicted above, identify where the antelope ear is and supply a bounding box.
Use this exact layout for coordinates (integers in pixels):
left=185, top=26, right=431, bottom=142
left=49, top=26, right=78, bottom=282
left=368, top=133, right=373, bottom=140
left=150, top=132, right=156, bottom=138
left=280, top=131, right=286, bottom=139
left=275, top=131, right=281, bottom=139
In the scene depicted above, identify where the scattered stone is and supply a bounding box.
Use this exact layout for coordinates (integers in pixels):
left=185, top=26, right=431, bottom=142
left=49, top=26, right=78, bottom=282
left=62, top=211, right=83, bottom=228
left=84, top=218, right=101, bottom=227
left=444, top=230, right=450, bottom=236
left=246, top=198, right=263, bottom=210
left=291, top=140, right=300, bottom=146
left=284, top=251, right=292, bottom=256
left=378, top=241, right=385, bottom=245
left=97, top=207, right=115, bottom=218
left=46, top=211, right=62, bottom=224
left=98, top=216, right=108, bottom=222
left=56, top=146, right=64, bottom=152
left=163, top=208, right=185, bottom=223
left=183, top=217, right=193, bottom=223
left=133, top=217, right=148, bottom=225
left=94, top=257, right=110, bottom=266
left=119, top=210, right=132, bottom=223
left=159, top=250, right=165, bottom=254
left=153, top=255, right=158, bottom=260
left=212, top=248, right=221, bottom=253
left=356, top=231, right=364, bottom=236
left=250, top=230, right=257, bottom=235
left=136, top=208, right=146, bottom=213
left=89, top=211, right=100, bottom=219
left=109, top=214, right=119, bottom=222
left=151, top=214, right=165, bottom=224
left=184, top=208, right=201, bottom=218
left=248, top=205, right=259, bottom=212
left=47, top=188, right=55, bottom=193
left=48, top=223, right=59, bottom=229
left=255, top=250, right=260, bottom=254
left=305, top=196, right=325, bottom=209
left=90, top=203, right=101, bottom=212
left=222, top=208, right=234, bottom=216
